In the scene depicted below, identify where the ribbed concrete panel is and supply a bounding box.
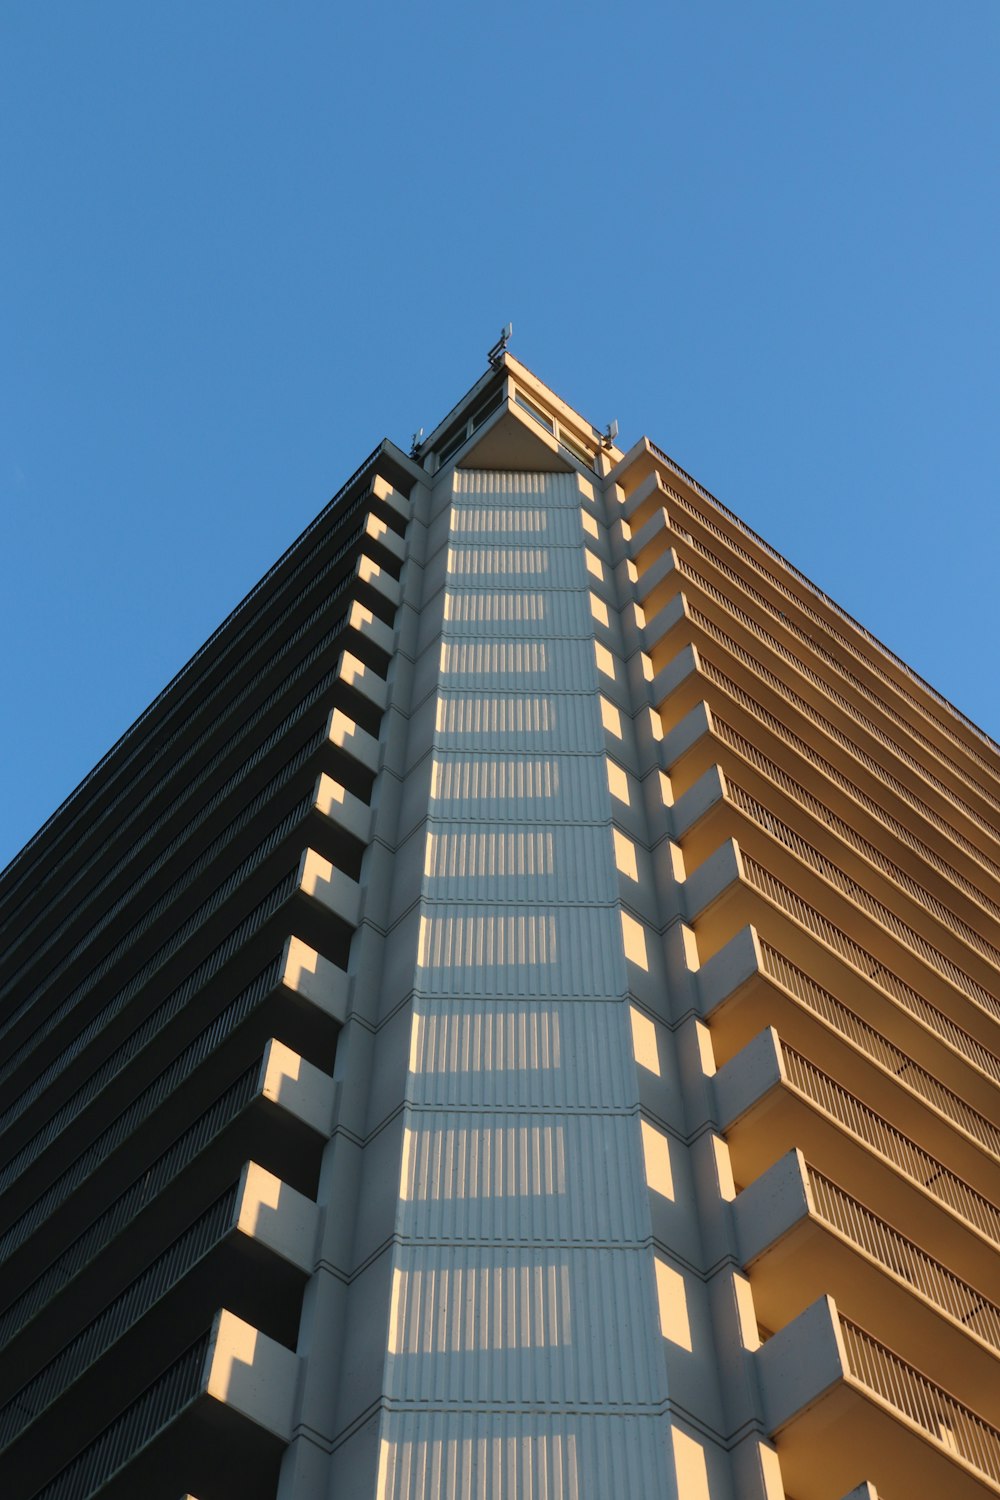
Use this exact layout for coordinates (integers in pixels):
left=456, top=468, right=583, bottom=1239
left=446, top=545, right=588, bottom=589
left=428, top=754, right=611, bottom=824
left=385, top=1245, right=662, bottom=1404
left=439, top=638, right=599, bottom=693
left=450, top=506, right=590, bottom=546
left=398, top=1110, right=649, bottom=1244
left=415, top=904, right=625, bottom=998
left=453, top=469, right=593, bottom=505
left=433, top=693, right=604, bottom=753
left=376, top=1409, right=673, bottom=1500
left=421, top=824, right=617, bottom=904
left=406, top=1002, right=634, bottom=1111
left=376, top=466, right=671, bottom=1500
left=442, top=589, right=591, bottom=639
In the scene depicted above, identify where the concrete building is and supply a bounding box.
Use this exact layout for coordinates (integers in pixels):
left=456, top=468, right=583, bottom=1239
left=1, top=350, right=998, bottom=1500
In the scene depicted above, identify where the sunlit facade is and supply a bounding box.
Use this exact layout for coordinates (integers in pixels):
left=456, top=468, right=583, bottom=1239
left=1, top=355, right=998, bottom=1500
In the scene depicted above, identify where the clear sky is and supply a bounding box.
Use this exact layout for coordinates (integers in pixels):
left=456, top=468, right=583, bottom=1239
left=2, top=2, right=998, bottom=870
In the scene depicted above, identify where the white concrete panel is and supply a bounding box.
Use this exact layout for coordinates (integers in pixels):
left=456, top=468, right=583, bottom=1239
left=414, top=903, right=625, bottom=998
left=420, top=823, right=617, bottom=904
left=441, top=587, right=592, bottom=639
left=397, top=1109, right=650, bottom=1245
left=432, top=692, right=605, bottom=754
left=405, top=999, right=635, bottom=1112
left=445, top=544, right=588, bottom=590
left=438, top=637, right=598, bottom=693
left=384, top=1244, right=664, bottom=1405
left=376, top=1409, right=676, bottom=1500
left=427, top=752, right=611, bottom=824
left=453, top=468, right=592, bottom=505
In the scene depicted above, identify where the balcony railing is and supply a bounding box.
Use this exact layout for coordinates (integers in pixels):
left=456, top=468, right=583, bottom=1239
left=759, top=943, right=1000, bottom=1158
left=703, top=661, right=1000, bottom=917
left=1, top=445, right=384, bottom=896
left=742, top=853, right=1000, bottom=1085
left=782, top=1046, right=1000, bottom=1248
left=647, top=452, right=1000, bottom=774
left=0, top=821, right=309, bottom=1154
left=0, top=955, right=283, bottom=1265
left=841, top=1317, right=1000, bottom=1485
left=719, top=716, right=1000, bottom=959
left=808, top=1168, right=1000, bottom=1354
left=728, top=781, right=1000, bottom=1023
left=0, top=1184, right=239, bottom=1451
left=33, top=1333, right=211, bottom=1500
left=664, top=524, right=1000, bottom=822
left=0, top=1064, right=262, bottom=1350
left=0, top=548, right=368, bottom=996
left=691, top=620, right=1000, bottom=886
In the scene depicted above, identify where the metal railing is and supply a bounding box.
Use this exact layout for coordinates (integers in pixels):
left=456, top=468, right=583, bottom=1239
left=662, top=520, right=1000, bottom=820
left=728, top=780, right=1000, bottom=1023
left=645, top=444, right=1000, bottom=769
left=0, top=801, right=310, bottom=1149
left=841, top=1316, right=1000, bottom=1483
left=741, top=852, right=1000, bottom=1085
left=717, top=717, right=1000, bottom=945
left=0, top=444, right=382, bottom=895
left=0, top=954, right=283, bottom=1265
left=0, top=552, right=364, bottom=989
left=781, top=1045, right=1000, bottom=1248
left=0, top=546, right=364, bottom=990
left=759, top=943, right=1000, bottom=1157
left=687, top=608, right=1000, bottom=883
left=702, top=660, right=1000, bottom=918
left=688, top=605, right=1000, bottom=872
left=0, top=1064, right=260, bottom=1349
left=808, top=1168, right=1000, bottom=1353
left=0, top=1185, right=238, bottom=1450
left=33, top=1332, right=210, bottom=1500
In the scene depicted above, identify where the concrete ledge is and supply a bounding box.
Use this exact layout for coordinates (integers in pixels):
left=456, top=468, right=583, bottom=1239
left=259, top=1038, right=336, bottom=1137
left=629, top=503, right=669, bottom=556
left=696, top=923, right=762, bottom=1014
left=372, top=473, right=410, bottom=522
left=313, top=773, right=373, bottom=845
left=714, top=1025, right=785, bottom=1132
left=684, top=836, right=743, bottom=920
left=336, top=652, right=388, bottom=711
left=326, top=708, right=380, bottom=771
left=731, top=1148, right=811, bottom=1266
left=658, top=698, right=711, bottom=774
left=346, top=599, right=395, bottom=655
left=280, top=935, right=349, bottom=1024
left=297, top=849, right=362, bottom=925
left=672, top=762, right=727, bottom=837
left=236, top=1162, right=319, bottom=1274
left=649, top=641, right=699, bottom=711
left=756, top=1294, right=847, bottom=1433
left=363, top=512, right=406, bottom=561
left=355, top=553, right=401, bottom=605
left=621, top=468, right=668, bottom=523
left=203, top=1308, right=299, bottom=1443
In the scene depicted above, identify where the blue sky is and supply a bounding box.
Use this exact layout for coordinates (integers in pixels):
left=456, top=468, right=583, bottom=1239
left=2, top=2, right=998, bottom=868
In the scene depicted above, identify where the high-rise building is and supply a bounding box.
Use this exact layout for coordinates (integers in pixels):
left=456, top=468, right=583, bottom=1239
left=1, top=349, right=998, bottom=1500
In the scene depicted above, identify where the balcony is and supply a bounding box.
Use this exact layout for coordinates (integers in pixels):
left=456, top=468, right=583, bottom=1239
left=733, top=1149, right=1000, bottom=1412
left=0, top=1164, right=316, bottom=1494
left=694, top=926, right=1000, bottom=1199
left=757, top=1295, right=1000, bottom=1500
left=714, top=1027, right=1000, bottom=1291
left=31, top=1309, right=299, bottom=1500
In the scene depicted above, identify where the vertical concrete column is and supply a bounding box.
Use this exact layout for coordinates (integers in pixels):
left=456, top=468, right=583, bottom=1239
left=375, top=468, right=676, bottom=1496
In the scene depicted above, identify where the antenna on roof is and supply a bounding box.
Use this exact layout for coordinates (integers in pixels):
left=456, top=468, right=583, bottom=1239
left=487, top=322, right=513, bottom=368
left=410, top=427, right=424, bottom=457
left=602, top=420, right=619, bottom=450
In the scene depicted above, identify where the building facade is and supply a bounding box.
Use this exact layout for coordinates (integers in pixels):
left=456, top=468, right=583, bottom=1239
left=1, top=353, right=998, bottom=1500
